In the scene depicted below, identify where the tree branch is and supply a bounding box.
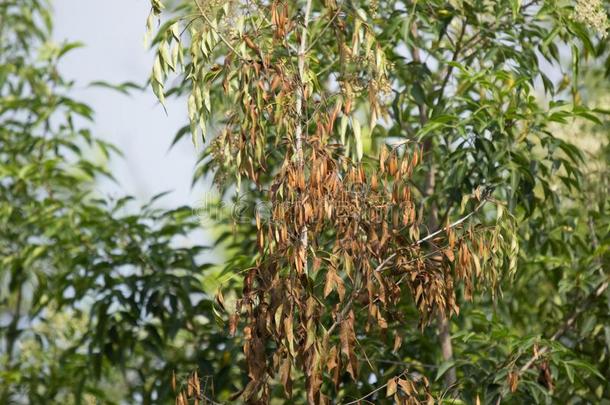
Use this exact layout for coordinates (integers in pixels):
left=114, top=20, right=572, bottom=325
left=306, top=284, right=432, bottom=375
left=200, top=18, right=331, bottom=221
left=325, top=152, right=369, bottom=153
left=194, top=0, right=243, bottom=60
left=517, top=279, right=609, bottom=376
left=295, top=0, right=313, bottom=274
left=343, top=370, right=409, bottom=405
left=434, top=20, right=466, bottom=110
left=414, top=198, right=487, bottom=246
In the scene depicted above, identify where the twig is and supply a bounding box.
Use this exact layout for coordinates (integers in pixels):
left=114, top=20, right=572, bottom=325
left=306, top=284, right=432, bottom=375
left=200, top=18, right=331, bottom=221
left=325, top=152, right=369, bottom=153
left=434, top=20, right=466, bottom=109
left=415, top=198, right=488, bottom=246
left=373, top=253, right=397, bottom=272
left=306, top=3, right=343, bottom=52
left=194, top=0, right=243, bottom=60
left=375, top=358, right=438, bottom=369
left=343, top=370, right=408, bottom=405
left=374, top=198, right=490, bottom=275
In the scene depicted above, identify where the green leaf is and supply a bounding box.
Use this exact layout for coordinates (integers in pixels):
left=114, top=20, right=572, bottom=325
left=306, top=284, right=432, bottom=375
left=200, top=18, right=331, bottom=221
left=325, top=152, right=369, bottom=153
left=58, top=41, right=85, bottom=58
left=353, top=118, right=363, bottom=161
left=435, top=360, right=456, bottom=381
left=564, top=360, right=604, bottom=380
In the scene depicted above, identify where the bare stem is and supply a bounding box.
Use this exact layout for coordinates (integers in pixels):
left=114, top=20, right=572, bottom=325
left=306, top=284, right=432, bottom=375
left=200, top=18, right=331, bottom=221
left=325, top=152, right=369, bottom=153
left=410, top=17, right=457, bottom=389
left=343, top=371, right=409, bottom=405
left=415, top=199, right=487, bottom=246
left=295, top=0, right=312, bottom=274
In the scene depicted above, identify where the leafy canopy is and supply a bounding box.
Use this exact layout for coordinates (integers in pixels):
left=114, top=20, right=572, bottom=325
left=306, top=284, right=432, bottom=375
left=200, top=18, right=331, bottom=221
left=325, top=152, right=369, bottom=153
left=147, top=0, right=610, bottom=403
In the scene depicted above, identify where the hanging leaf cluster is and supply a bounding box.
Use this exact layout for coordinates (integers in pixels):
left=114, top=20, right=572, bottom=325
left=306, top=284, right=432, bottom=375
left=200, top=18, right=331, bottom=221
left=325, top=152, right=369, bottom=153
left=147, top=1, right=517, bottom=402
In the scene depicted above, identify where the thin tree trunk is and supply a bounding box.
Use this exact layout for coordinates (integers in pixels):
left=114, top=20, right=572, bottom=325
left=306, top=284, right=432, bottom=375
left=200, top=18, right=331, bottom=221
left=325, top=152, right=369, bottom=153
left=410, top=20, right=457, bottom=390
left=437, top=314, right=456, bottom=387
left=2, top=284, right=22, bottom=403
left=295, top=0, right=312, bottom=274
left=424, top=154, right=456, bottom=388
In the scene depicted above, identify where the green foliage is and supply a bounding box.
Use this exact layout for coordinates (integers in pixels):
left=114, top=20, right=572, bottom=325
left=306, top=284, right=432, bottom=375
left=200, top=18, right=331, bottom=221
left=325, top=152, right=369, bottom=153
left=0, top=1, right=241, bottom=403
left=147, top=0, right=610, bottom=403
left=0, top=0, right=608, bottom=404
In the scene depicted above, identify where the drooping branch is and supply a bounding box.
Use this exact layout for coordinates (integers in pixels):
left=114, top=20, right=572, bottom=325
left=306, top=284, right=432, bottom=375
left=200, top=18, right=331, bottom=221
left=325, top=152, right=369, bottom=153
left=343, top=370, right=409, bottom=405
left=328, top=198, right=490, bottom=338
left=415, top=198, right=488, bottom=246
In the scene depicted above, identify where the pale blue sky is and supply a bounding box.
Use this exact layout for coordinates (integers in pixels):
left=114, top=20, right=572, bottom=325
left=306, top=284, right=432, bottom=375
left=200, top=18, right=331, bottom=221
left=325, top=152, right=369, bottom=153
left=53, top=0, right=202, bottom=208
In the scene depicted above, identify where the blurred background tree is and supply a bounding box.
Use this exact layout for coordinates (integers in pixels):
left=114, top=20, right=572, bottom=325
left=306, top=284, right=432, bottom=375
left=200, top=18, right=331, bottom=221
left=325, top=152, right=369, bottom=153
left=0, top=1, right=239, bottom=403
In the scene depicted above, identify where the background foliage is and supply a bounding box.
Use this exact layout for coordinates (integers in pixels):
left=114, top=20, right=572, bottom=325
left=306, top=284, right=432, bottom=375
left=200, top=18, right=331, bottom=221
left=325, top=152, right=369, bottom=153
left=0, top=1, right=239, bottom=403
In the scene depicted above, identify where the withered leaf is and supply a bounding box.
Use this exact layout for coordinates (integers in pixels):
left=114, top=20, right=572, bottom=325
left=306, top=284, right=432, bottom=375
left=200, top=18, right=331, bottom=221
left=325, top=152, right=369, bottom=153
left=339, top=310, right=358, bottom=379
left=284, top=316, right=296, bottom=356
left=508, top=371, right=519, bottom=393
left=280, top=357, right=292, bottom=397
left=393, top=333, right=403, bottom=352
left=324, top=268, right=336, bottom=298
left=386, top=377, right=398, bottom=397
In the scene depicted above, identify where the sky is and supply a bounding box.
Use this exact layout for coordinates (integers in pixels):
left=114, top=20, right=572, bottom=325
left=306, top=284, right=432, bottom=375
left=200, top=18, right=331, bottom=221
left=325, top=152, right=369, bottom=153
left=53, top=0, right=203, bottom=209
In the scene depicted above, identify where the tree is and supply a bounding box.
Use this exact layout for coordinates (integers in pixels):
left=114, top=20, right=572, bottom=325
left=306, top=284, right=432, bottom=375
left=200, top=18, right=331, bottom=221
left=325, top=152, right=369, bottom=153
left=0, top=1, right=240, bottom=403
left=1, top=0, right=608, bottom=403
left=147, top=0, right=609, bottom=403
